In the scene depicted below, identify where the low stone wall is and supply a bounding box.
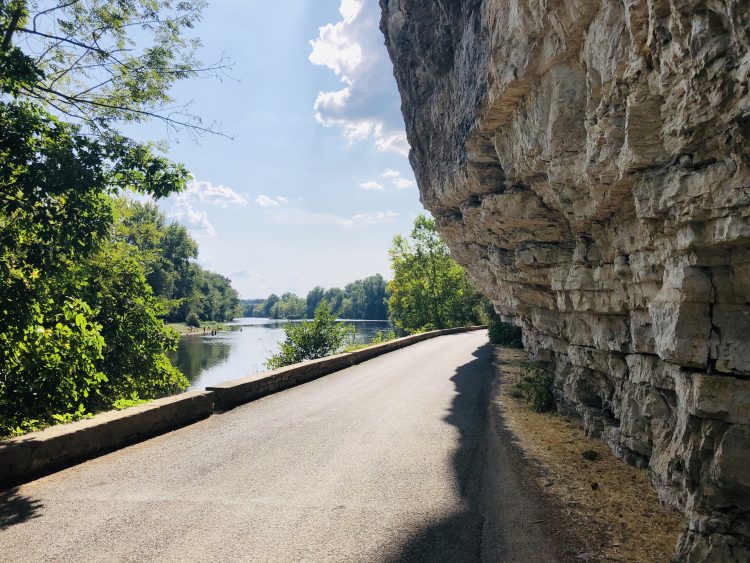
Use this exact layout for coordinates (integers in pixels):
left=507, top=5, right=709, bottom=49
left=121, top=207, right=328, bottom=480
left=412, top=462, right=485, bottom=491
left=1, top=326, right=485, bottom=485
left=0, top=391, right=214, bottom=486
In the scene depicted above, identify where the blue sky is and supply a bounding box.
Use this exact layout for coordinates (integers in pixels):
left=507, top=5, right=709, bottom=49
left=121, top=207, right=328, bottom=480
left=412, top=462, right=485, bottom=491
left=130, top=0, right=423, bottom=298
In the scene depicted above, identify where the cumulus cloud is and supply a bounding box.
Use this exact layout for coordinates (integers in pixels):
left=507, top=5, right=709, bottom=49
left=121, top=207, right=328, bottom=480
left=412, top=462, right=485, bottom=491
left=310, top=1, right=409, bottom=156
left=255, top=195, right=288, bottom=207
left=379, top=168, right=416, bottom=189
left=393, top=177, right=415, bottom=189
left=180, top=178, right=248, bottom=208
left=170, top=200, right=216, bottom=238
left=360, top=180, right=384, bottom=191
left=160, top=176, right=247, bottom=238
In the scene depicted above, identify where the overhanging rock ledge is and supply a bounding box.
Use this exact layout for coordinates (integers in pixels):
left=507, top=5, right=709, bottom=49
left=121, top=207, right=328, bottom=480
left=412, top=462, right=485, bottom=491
left=380, top=1, right=750, bottom=560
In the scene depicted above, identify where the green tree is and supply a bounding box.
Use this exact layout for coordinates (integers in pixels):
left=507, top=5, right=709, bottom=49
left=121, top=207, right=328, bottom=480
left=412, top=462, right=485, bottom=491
left=0, top=102, right=188, bottom=436
left=341, top=274, right=388, bottom=319
left=266, top=302, right=355, bottom=369
left=113, top=198, right=198, bottom=309
left=269, top=293, right=306, bottom=319
left=83, top=242, right=188, bottom=405
left=0, top=0, right=227, bottom=134
left=323, top=287, right=344, bottom=314
left=388, top=215, right=485, bottom=333
left=0, top=0, right=221, bottom=436
left=306, top=286, right=325, bottom=318
left=262, top=294, right=280, bottom=317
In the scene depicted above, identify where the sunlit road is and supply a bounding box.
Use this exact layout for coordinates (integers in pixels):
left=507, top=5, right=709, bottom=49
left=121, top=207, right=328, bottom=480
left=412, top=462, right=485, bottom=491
left=0, top=331, right=557, bottom=562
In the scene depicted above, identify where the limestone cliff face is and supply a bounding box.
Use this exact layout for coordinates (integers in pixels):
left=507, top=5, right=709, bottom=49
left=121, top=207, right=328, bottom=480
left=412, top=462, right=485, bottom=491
left=380, top=1, right=750, bottom=560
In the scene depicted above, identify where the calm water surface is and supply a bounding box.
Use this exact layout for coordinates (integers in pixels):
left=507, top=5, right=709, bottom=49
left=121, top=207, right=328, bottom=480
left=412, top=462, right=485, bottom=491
left=169, top=317, right=394, bottom=390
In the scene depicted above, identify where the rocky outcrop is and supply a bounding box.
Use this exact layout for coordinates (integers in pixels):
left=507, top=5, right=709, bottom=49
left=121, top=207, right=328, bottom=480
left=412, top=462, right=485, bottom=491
left=380, top=1, right=750, bottom=560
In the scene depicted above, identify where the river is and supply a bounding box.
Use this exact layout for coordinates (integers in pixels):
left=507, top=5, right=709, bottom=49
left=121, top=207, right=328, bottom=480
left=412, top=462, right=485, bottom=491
left=168, top=317, right=395, bottom=390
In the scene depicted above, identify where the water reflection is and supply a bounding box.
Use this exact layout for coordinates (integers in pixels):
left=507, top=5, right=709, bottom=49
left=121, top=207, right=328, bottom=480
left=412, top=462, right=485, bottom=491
left=168, top=317, right=394, bottom=390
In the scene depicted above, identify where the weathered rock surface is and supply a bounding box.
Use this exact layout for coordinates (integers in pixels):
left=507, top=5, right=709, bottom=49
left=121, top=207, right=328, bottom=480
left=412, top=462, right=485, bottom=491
left=380, top=1, right=750, bottom=560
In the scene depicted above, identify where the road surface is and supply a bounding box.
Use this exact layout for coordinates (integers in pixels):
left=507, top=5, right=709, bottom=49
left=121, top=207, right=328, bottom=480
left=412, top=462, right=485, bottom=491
left=0, top=331, right=558, bottom=562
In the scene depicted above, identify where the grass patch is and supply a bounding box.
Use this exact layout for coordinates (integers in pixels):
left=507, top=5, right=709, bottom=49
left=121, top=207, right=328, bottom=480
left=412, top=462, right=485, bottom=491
left=166, top=321, right=228, bottom=335
left=494, top=347, right=684, bottom=563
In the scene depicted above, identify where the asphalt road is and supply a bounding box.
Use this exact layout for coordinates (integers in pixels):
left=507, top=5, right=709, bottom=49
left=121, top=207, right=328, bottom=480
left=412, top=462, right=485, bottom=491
left=0, top=331, right=557, bottom=562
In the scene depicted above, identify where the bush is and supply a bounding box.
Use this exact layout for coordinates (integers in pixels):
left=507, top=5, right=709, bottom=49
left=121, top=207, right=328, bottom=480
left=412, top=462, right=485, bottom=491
left=185, top=312, right=201, bottom=328
left=371, top=330, right=396, bottom=344
left=518, top=362, right=555, bottom=412
left=488, top=318, right=523, bottom=348
left=266, top=302, right=355, bottom=369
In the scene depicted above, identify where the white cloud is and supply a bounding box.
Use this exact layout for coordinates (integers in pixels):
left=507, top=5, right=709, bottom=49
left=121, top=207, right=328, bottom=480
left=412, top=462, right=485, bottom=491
left=255, top=195, right=288, bottom=207
left=343, top=210, right=399, bottom=227
left=339, top=0, right=363, bottom=22
left=309, top=1, right=409, bottom=156
left=360, top=180, right=384, bottom=191
left=180, top=178, right=248, bottom=208
left=393, top=177, right=415, bottom=189
left=160, top=176, right=245, bottom=238
left=229, top=269, right=267, bottom=281
left=170, top=200, right=216, bottom=238
left=378, top=168, right=416, bottom=189
left=267, top=207, right=399, bottom=229
left=374, top=131, right=410, bottom=157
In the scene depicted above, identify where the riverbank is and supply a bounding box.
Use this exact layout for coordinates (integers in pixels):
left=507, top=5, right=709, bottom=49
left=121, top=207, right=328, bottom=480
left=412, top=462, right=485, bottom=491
left=166, top=322, right=229, bottom=336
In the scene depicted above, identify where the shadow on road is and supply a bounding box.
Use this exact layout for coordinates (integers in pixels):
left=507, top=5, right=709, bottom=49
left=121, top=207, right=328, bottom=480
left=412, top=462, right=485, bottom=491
left=0, top=487, right=43, bottom=530
left=384, top=342, right=495, bottom=563
left=383, top=341, right=557, bottom=563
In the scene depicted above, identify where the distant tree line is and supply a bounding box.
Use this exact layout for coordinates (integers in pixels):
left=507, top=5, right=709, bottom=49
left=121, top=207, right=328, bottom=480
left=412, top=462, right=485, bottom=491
left=240, top=274, right=390, bottom=320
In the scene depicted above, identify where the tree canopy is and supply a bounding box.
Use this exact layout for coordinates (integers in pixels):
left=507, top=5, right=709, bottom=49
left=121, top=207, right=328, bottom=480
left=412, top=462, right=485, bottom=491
left=0, top=0, right=236, bottom=437
left=387, top=215, right=487, bottom=333
left=0, top=0, right=229, bottom=135
left=113, top=199, right=241, bottom=323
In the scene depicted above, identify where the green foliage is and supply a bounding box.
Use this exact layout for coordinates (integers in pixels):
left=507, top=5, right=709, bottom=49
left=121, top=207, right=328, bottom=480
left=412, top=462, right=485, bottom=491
left=338, top=275, right=388, bottom=320
left=269, top=292, right=306, bottom=320
left=488, top=318, right=524, bottom=348
left=185, top=312, right=201, bottom=328
left=0, top=0, right=223, bottom=134
left=517, top=363, right=555, bottom=413
left=0, top=0, right=222, bottom=437
left=83, top=243, right=188, bottom=405
left=113, top=198, right=240, bottom=324
left=0, top=99, right=192, bottom=436
left=388, top=215, right=485, bottom=333
left=370, top=330, right=397, bottom=344
left=266, top=302, right=355, bottom=369
left=239, top=298, right=265, bottom=317
left=249, top=275, right=390, bottom=321
left=305, top=286, right=325, bottom=318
